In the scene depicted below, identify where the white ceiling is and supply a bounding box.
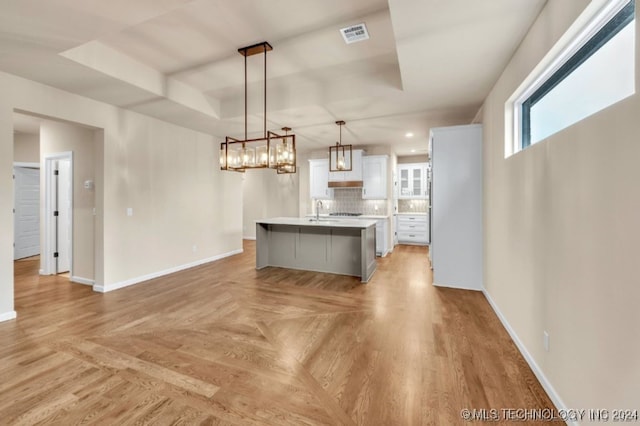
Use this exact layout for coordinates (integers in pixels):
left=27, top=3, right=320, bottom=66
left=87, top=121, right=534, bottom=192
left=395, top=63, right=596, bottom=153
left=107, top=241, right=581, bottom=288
left=0, top=0, right=546, bottom=155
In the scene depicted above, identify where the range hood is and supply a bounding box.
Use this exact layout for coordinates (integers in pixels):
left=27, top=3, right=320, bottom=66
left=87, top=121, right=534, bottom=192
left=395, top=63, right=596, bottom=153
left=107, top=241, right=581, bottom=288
left=328, top=180, right=363, bottom=188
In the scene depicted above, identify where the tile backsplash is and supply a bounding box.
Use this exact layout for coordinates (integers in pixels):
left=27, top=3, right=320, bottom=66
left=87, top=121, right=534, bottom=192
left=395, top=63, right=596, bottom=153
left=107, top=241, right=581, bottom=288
left=315, top=188, right=388, bottom=216
left=398, top=199, right=428, bottom=213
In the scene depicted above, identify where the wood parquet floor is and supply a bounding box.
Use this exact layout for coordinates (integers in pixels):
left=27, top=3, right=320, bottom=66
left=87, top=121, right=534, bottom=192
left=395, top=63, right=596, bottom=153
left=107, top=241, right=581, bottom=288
left=1, top=241, right=559, bottom=425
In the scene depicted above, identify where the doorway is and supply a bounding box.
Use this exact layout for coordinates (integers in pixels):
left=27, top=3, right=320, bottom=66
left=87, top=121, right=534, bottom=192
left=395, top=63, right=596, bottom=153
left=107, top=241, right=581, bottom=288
left=13, top=164, right=40, bottom=260
left=43, top=152, right=73, bottom=276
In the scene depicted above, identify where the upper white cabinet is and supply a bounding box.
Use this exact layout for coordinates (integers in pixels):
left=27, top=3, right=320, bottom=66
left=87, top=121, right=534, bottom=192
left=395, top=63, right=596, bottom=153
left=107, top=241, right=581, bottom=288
left=309, top=159, right=333, bottom=199
left=329, top=150, right=363, bottom=182
left=398, top=163, right=428, bottom=199
left=362, top=155, right=387, bottom=199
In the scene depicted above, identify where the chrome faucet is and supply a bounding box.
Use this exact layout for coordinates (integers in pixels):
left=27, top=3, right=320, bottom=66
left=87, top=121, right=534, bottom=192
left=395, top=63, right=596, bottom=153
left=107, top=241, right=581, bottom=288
left=316, top=200, right=323, bottom=221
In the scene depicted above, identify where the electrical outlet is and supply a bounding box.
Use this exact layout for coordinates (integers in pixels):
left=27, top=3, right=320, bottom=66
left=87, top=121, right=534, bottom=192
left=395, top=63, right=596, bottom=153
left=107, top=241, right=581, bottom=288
left=543, top=331, right=550, bottom=352
left=126, top=207, right=133, bottom=217
left=192, top=245, right=197, bottom=253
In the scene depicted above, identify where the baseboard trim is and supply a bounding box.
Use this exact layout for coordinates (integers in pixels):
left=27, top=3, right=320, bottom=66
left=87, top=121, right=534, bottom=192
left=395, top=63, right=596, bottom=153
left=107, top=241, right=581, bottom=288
left=482, top=289, right=574, bottom=425
left=0, top=311, right=17, bottom=322
left=242, top=236, right=256, bottom=241
left=433, top=282, right=482, bottom=291
left=71, top=276, right=94, bottom=286
left=93, top=249, right=244, bottom=293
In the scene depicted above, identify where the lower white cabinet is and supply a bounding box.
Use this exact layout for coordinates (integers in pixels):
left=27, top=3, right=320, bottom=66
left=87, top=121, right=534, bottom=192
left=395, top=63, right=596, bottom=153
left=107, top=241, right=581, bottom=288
left=360, top=216, right=388, bottom=256
left=373, top=218, right=388, bottom=256
left=305, top=215, right=389, bottom=256
left=396, top=214, right=429, bottom=245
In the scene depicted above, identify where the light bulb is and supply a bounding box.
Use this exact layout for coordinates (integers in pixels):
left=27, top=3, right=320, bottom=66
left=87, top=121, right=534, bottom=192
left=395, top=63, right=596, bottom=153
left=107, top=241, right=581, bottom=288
left=219, top=148, right=226, bottom=167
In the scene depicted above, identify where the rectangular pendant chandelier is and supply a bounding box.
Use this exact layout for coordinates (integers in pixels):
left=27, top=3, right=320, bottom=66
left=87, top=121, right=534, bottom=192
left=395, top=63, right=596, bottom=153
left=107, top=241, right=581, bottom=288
left=329, top=120, right=352, bottom=172
left=219, top=42, right=297, bottom=174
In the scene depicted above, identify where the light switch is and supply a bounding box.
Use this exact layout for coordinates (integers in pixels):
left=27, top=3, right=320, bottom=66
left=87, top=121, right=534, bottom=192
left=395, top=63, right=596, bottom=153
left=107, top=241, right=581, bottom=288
left=127, top=207, right=133, bottom=217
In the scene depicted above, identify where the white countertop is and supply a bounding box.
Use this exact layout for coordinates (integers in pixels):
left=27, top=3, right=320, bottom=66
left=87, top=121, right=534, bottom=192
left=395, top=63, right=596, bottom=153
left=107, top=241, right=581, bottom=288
left=258, top=217, right=377, bottom=228
left=396, top=212, right=428, bottom=216
left=304, top=214, right=390, bottom=219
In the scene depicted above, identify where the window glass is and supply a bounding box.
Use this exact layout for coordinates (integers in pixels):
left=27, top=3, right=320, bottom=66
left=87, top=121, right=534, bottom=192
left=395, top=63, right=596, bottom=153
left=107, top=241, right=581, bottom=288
left=520, top=0, right=635, bottom=148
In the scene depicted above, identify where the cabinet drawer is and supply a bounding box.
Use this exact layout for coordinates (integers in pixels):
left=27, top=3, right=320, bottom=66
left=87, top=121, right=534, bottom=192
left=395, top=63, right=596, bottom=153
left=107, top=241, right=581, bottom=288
left=397, top=221, right=427, bottom=232
left=397, top=231, right=428, bottom=244
left=397, top=215, right=427, bottom=223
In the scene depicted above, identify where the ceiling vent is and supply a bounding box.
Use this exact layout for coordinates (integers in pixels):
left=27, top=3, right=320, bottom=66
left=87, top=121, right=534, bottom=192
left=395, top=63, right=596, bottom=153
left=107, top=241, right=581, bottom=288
left=340, top=23, right=369, bottom=44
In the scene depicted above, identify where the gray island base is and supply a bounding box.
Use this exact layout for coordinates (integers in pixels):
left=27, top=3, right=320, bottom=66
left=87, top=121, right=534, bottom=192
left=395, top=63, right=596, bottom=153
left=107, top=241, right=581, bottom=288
left=255, top=217, right=377, bottom=283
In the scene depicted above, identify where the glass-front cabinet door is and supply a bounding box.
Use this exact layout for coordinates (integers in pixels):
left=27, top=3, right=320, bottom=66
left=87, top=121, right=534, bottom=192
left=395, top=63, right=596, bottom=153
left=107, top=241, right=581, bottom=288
left=397, top=163, right=426, bottom=199
left=399, top=167, right=410, bottom=197
left=411, top=167, right=423, bottom=197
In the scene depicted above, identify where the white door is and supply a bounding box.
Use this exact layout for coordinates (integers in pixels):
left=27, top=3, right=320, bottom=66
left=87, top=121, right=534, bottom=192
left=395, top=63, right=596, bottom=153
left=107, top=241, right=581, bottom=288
left=13, top=167, right=40, bottom=260
left=56, top=159, right=72, bottom=273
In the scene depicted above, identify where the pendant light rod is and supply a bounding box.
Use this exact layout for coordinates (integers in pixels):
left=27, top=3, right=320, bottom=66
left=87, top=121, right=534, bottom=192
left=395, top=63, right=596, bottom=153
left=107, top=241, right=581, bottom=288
left=264, top=46, right=267, bottom=138
left=336, top=120, right=345, bottom=145
left=237, top=42, right=273, bottom=140
left=244, top=54, right=247, bottom=141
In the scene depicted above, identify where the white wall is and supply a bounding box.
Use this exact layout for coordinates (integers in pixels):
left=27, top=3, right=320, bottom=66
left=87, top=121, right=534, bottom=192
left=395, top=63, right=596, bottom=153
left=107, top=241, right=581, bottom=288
left=483, top=0, right=640, bottom=411
left=40, top=120, right=97, bottom=282
left=1, top=103, right=14, bottom=318
left=0, top=71, right=242, bottom=318
left=397, top=154, right=428, bottom=164
left=13, top=132, right=39, bottom=163
left=242, top=168, right=299, bottom=239
left=93, top=129, right=105, bottom=290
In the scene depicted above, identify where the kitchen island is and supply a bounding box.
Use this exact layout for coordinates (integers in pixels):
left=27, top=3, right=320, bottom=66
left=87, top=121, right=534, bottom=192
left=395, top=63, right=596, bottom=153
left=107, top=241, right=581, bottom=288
left=255, top=217, right=377, bottom=282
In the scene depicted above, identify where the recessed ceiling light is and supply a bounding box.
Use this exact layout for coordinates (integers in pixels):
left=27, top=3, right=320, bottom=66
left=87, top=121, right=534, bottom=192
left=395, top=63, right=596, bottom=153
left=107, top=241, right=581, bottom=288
left=405, top=132, right=414, bottom=138
left=411, top=149, right=416, bottom=153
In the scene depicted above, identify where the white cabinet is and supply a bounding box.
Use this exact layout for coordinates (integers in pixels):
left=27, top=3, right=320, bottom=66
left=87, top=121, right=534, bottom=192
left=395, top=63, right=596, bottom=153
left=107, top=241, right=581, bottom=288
left=304, top=214, right=390, bottom=257
left=396, top=214, right=428, bottom=245
left=309, top=159, right=333, bottom=199
left=329, top=150, right=363, bottom=183
left=375, top=218, right=388, bottom=256
left=398, top=163, right=427, bottom=199
left=430, top=124, right=482, bottom=290
left=362, top=155, right=388, bottom=199
left=359, top=216, right=389, bottom=256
